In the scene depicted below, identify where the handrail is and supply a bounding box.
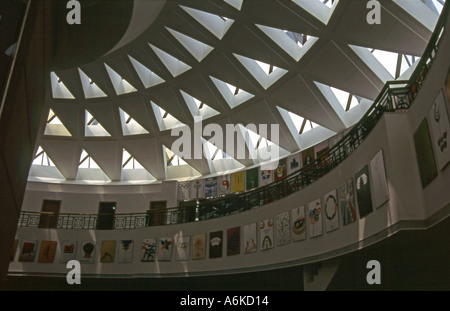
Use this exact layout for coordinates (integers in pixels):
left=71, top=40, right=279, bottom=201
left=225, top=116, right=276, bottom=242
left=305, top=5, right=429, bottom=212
left=18, top=1, right=449, bottom=230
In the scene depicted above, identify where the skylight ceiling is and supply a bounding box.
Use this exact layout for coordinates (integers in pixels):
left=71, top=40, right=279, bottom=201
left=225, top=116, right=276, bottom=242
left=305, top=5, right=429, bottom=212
left=32, top=0, right=444, bottom=184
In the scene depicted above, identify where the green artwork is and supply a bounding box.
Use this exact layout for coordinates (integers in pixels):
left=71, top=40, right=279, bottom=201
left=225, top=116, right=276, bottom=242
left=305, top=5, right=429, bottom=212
left=246, top=167, right=259, bottom=190
left=414, top=118, right=438, bottom=188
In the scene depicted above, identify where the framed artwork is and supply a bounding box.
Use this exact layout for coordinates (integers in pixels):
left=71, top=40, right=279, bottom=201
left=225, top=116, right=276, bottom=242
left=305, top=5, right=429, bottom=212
left=370, top=150, right=389, bottom=208
left=227, top=227, right=241, bottom=256
left=308, top=199, right=323, bottom=237
left=141, top=239, right=157, bottom=262
left=118, top=240, right=134, bottom=263
left=231, top=171, right=245, bottom=193
left=19, top=240, right=38, bottom=262
left=276, top=211, right=291, bottom=246
left=302, top=147, right=315, bottom=167
left=291, top=206, right=306, bottom=241
left=324, top=189, right=340, bottom=232
left=175, top=236, right=191, bottom=261
left=157, top=237, right=174, bottom=261
left=259, top=218, right=274, bottom=251
left=414, top=118, right=438, bottom=188
left=428, top=90, right=450, bottom=170
left=100, top=240, right=116, bottom=263
left=11, top=239, right=18, bottom=261
left=259, top=168, right=273, bottom=186
left=287, top=153, right=302, bottom=175
left=60, top=241, right=78, bottom=263
left=274, top=159, right=287, bottom=181
left=190, top=179, right=205, bottom=199
left=204, top=177, right=218, bottom=197
left=178, top=181, right=191, bottom=200
left=355, top=165, right=374, bottom=218
left=209, top=231, right=223, bottom=259
left=192, top=234, right=206, bottom=260
left=80, top=241, right=96, bottom=263
left=243, top=223, right=257, bottom=254
left=339, top=178, right=357, bottom=225
left=38, top=241, right=57, bottom=263
left=246, top=167, right=259, bottom=190
left=218, top=175, right=231, bottom=195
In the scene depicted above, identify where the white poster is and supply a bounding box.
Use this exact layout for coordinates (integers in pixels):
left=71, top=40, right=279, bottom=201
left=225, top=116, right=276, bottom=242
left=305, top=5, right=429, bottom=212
left=118, top=240, right=134, bottom=263
left=243, top=223, right=257, bottom=254
left=190, top=179, right=205, bottom=199
left=291, top=206, right=306, bottom=241
left=259, top=169, right=274, bottom=186
left=308, top=199, right=323, bottom=238
left=276, top=211, right=291, bottom=246
left=259, top=218, right=274, bottom=251
left=324, top=189, right=340, bottom=232
left=369, top=149, right=389, bottom=208
left=175, top=235, right=191, bottom=261
left=217, top=174, right=231, bottom=195
left=178, top=181, right=191, bottom=200
left=157, top=237, right=173, bottom=261
left=287, top=153, right=302, bottom=175
left=141, top=238, right=157, bottom=262
left=428, top=90, right=450, bottom=170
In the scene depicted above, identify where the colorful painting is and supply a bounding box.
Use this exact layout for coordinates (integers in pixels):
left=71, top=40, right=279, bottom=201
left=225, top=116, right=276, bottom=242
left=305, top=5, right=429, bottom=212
left=243, top=223, right=257, bottom=254
left=246, top=167, right=259, bottom=190
left=100, top=240, right=116, bottom=263
left=37, top=241, right=57, bottom=263
left=231, top=171, right=245, bottom=193
left=428, top=90, right=450, bottom=170
left=276, top=211, right=291, bottom=246
left=141, top=239, right=157, bottom=262
left=18, top=240, right=37, bottom=262
left=324, top=189, right=340, bottom=232
left=157, top=237, right=174, bottom=261
left=60, top=241, right=77, bottom=263
left=414, top=118, right=438, bottom=188
left=259, top=168, right=273, bottom=186
left=308, top=199, right=323, bottom=237
left=80, top=241, right=96, bottom=263
left=287, top=153, right=301, bottom=175
left=190, top=179, right=204, bottom=199
left=259, top=218, right=274, bottom=251
left=370, top=150, right=389, bottom=208
left=11, top=239, right=18, bottom=261
left=302, top=147, right=315, bottom=167
left=291, top=206, right=306, bottom=241
left=339, top=178, right=357, bottom=226
left=274, top=159, right=287, bottom=181
left=227, top=227, right=241, bottom=256
left=204, top=177, right=218, bottom=197
left=178, top=181, right=191, bottom=200
left=209, top=231, right=223, bottom=258
left=118, top=240, right=134, bottom=263
left=355, top=165, right=374, bottom=218
left=218, top=175, right=231, bottom=195
left=175, top=236, right=191, bottom=261
left=192, top=234, right=206, bottom=260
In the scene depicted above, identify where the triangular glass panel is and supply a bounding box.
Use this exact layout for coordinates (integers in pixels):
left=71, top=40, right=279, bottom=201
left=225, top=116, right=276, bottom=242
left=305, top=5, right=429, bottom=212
left=166, top=27, right=214, bottom=62
left=78, top=68, right=107, bottom=98
left=122, top=148, right=145, bottom=170
left=179, top=5, right=234, bottom=39
left=291, top=0, right=334, bottom=25
left=149, top=43, right=192, bottom=77
left=128, top=55, right=165, bottom=88
left=32, top=146, right=56, bottom=167
left=368, top=48, right=420, bottom=80
left=210, top=76, right=255, bottom=108
left=165, top=146, right=188, bottom=167
left=203, top=139, right=234, bottom=161
left=50, top=72, right=75, bottom=99
left=180, top=90, right=220, bottom=120
left=104, top=63, right=137, bottom=95
left=150, top=101, right=185, bottom=131
left=78, top=149, right=100, bottom=169
left=224, top=0, right=243, bottom=10
left=119, top=108, right=149, bottom=136
left=85, top=110, right=111, bottom=137
left=44, top=109, right=72, bottom=136
left=330, top=87, right=361, bottom=111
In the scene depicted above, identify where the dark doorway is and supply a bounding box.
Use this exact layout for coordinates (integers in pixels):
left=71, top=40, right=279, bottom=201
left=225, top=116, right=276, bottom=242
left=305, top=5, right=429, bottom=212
left=96, top=202, right=116, bottom=230
left=147, top=201, right=167, bottom=226
left=38, top=200, right=60, bottom=228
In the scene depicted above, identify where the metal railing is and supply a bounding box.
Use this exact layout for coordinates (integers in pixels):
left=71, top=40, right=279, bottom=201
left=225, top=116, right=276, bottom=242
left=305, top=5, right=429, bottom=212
left=18, top=1, right=449, bottom=230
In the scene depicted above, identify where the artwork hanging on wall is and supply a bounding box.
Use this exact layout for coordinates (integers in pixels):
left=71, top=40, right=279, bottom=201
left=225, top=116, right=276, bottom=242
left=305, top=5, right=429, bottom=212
left=192, top=234, right=206, bottom=260
left=231, top=171, right=245, bottom=193
left=227, top=227, right=241, bottom=256
left=274, top=159, right=287, bottom=182
left=11, top=239, right=18, bottom=261
left=118, top=240, right=134, bottom=263
left=100, top=240, right=116, bottom=263
left=339, top=178, right=357, bottom=226
left=209, top=231, right=223, bottom=259
left=259, top=168, right=273, bottom=186
left=246, top=167, right=259, bottom=190
left=218, top=174, right=231, bottom=195
left=80, top=241, right=96, bottom=263
left=445, top=65, right=450, bottom=105
left=302, top=147, right=315, bottom=168
left=259, top=218, right=274, bottom=251
left=369, top=150, right=390, bottom=208
left=178, top=181, right=191, bottom=200
left=60, top=241, right=77, bottom=263
left=309, top=199, right=323, bottom=237
left=287, top=153, right=301, bottom=175
left=291, top=206, right=306, bottom=241
left=141, top=239, right=157, bottom=262
left=324, top=189, right=340, bottom=233
left=413, top=118, right=438, bottom=188
left=428, top=90, right=450, bottom=170
left=175, top=236, right=191, bottom=261
left=38, top=241, right=57, bottom=263
left=157, top=237, right=174, bottom=261
left=243, top=223, right=257, bottom=254
left=204, top=177, right=218, bottom=197
left=18, top=240, right=37, bottom=262
left=190, top=179, right=205, bottom=199
left=276, top=211, right=291, bottom=246
left=355, top=165, right=374, bottom=218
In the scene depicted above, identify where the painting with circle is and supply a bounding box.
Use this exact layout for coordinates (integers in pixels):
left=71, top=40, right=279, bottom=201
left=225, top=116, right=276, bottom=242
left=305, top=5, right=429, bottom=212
left=308, top=199, right=323, bottom=237
left=324, top=189, right=339, bottom=233
left=80, top=241, right=95, bottom=263
left=217, top=174, right=231, bottom=195
left=259, top=218, right=274, bottom=251
left=227, top=227, right=241, bottom=256
left=141, top=238, right=156, bottom=262
left=243, top=223, right=257, bottom=254
left=428, top=90, right=450, bottom=170
left=175, top=235, right=191, bottom=261
left=192, top=234, right=206, bottom=260
left=274, top=158, right=287, bottom=181
left=355, top=165, right=374, bottom=218
left=291, top=206, right=306, bottom=241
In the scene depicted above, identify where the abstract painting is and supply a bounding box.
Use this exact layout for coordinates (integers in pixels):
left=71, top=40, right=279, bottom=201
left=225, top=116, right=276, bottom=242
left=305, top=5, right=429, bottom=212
left=274, top=159, right=287, bottom=181
left=243, top=223, right=257, bottom=254
left=190, top=179, right=205, bottom=199
left=141, top=239, right=157, bottom=262
left=231, top=171, right=245, bottom=193
left=370, top=150, right=389, bottom=208
left=291, top=206, right=306, bottom=241
left=259, top=168, right=273, bottom=186
left=428, top=90, right=450, bottom=170
left=339, top=178, right=357, bottom=226
left=204, top=177, right=218, bottom=197
left=38, top=241, right=57, bottom=263
left=209, top=231, right=223, bottom=258
left=118, top=240, right=134, bottom=263
left=324, top=189, right=340, bottom=232
left=60, top=241, right=77, bottom=263
left=100, top=240, right=116, bottom=263
left=175, top=236, right=191, bottom=261
left=80, top=241, right=96, bottom=263
left=287, top=153, right=302, bottom=175
left=192, top=234, right=206, bottom=260
left=414, top=118, right=438, bottom=188
left=276, top=211, right=291, bottom=246
left=259, top=218, right=274, bottom=251
left=157, top=237, right=174, bottom=261
left=218, top=175, right=231, bottom=195
left=227, top=227, right=241, bottom=256
left=355, top=165, right=374, bottom=218
left=246, top=167, right=259, bottom=190
left=308, top=198, right=323, bottom=238
left=302, top=147, right=315, bottom=168
left=18, top=240, right=37, bottom=262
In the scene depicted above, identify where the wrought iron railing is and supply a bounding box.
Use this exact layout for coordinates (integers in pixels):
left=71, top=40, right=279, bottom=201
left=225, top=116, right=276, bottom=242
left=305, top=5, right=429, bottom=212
left=18, top=2, right=449, bottom=230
